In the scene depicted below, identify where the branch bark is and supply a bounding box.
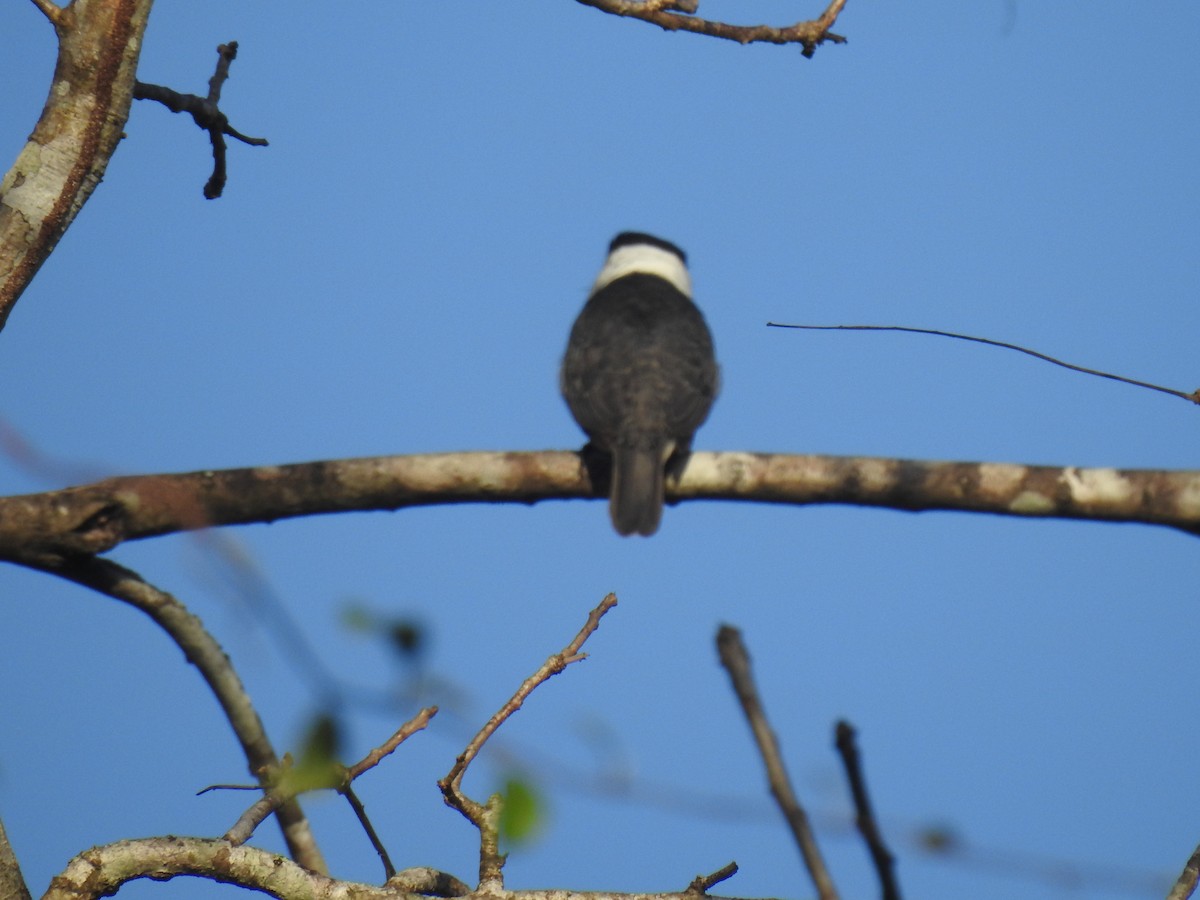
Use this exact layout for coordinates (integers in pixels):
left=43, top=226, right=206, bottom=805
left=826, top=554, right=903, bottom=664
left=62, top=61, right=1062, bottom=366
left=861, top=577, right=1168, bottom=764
left=0, top=819, right=30, bottom=900
left=0, top=450, right=1196, bottom=563
left=46, top=835, right=781, bottom=900
left=0, top=0, right=153, bottom=332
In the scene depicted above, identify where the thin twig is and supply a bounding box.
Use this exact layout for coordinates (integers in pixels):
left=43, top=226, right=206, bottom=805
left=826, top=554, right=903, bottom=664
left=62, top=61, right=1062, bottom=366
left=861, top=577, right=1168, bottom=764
left=223, top=706, right=435, bottom=859
left=438, top=594, right=618, bottom=888
left=716, top=625, right=838, bottom=900
left=576, top=0, right=848, bottom=57
left=834, top=721, right=900, bottom=900
left=343, top=785, right=395, bottom=880
left=29, top=556, right=327, bottom=875
left=347, top=706, right=438, bottom=779
left=767, top=322, right=1200, bottom=405
left=685, top=861, right=739, bottom=894
left=341, top=706, right=438, bottom=880
left=208, top=42, right=237, bottom=102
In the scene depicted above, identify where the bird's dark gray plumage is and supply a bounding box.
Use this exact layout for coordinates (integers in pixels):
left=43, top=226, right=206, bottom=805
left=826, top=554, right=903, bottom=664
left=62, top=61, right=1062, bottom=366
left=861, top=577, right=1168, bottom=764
left=561, top=232, right=718, bottom=536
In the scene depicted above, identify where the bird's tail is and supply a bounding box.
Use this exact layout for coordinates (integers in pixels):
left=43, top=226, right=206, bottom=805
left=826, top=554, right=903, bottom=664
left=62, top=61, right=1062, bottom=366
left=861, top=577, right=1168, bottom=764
left=610, top=442, right=668, bottom=537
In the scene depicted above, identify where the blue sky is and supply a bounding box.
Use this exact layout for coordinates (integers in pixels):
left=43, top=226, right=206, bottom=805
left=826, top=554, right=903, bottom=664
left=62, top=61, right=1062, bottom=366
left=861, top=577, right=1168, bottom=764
left=2, top=2, right=1199, bottom=898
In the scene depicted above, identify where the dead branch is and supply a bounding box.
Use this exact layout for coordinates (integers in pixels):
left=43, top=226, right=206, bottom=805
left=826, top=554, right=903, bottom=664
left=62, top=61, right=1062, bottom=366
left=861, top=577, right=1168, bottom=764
left=134, top=41, right=268, bottom=198
left=576, top=0, right=848, bottom=58
left=685, top=861, right=738, bottom=894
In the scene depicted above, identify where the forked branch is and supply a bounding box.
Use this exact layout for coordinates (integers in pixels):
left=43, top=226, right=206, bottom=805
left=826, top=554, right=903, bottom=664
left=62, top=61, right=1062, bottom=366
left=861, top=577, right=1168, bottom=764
left=134, top=42, right=268, bottom=198
left=439, top=594, right=618, bottom=889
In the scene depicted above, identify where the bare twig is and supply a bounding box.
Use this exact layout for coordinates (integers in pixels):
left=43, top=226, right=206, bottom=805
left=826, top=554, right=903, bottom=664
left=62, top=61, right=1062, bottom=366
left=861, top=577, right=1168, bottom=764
left=224, top=705, right=435, bottom=871
left=1168, top=842, right=1200, bottom=900
left=439, top=594, right=618, bottom=888
left=30, top=556, right=327, bottom=875
left=343, top=785, right=396, bottom=879
left=133, top=42, right=268, bottom=199
left=576, top=0, right=848, bottom=57
left=344, top=706, right=437, bottom=880
left=348, top=705, right=438, bottom=779
left=834, top=721, right=900, bottom=900
left=686, top=861, right=739, bottom=894
left=716, top=625, right=838, bottom=900
left=767, top=322, right=1200, bottom=405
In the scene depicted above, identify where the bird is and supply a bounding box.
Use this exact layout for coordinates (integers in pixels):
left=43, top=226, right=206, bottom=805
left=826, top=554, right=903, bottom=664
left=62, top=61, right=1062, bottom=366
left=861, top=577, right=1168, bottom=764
left=561, top=232, right=719, bottom=536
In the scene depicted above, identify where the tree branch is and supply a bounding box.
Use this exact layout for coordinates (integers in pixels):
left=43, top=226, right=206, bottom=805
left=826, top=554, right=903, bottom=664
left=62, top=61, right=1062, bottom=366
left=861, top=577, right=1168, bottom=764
left=0, top=450, right=1197, bottom=564
left=834, top=721, right=900, bottom=900
left=133, top=41, right=268, bottom=199
left=0, top=818, right=31, bottom=900
left=1, top=0, right=154, bottom=332
left=29, top=556, right=328, bottom=875
left=45, top=834, right=779, bottom=900
left=575, top=0, right=848, bottom=57
left=1168, top=842, right=1200, bottom=900
left=439, top=594, right=617, bottom=890
left=716, top=626, right=838, bottom=900
left=45, top=838, right=364, bottom=900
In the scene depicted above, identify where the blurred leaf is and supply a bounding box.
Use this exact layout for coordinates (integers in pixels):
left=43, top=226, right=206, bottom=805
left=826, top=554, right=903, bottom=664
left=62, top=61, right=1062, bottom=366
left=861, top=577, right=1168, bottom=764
left=498, top=776, right=543, bottom=846
left=285, top=713, right=344, bottom=793
left=339, top=601, right=376, bottom=633
left=918, top=824, right=961, bottom=854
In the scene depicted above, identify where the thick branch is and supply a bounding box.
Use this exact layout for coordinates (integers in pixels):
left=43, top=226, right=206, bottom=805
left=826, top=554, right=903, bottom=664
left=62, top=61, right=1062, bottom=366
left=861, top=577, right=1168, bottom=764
left=0, top=0, right=153, bottom=332
left=45, top=835, right=777, bottom=900
left=576, top=0, right=848, bottom=57
left=0, top=451, right=1198, bottom=563
left=45, top=838, right=365, bottom=900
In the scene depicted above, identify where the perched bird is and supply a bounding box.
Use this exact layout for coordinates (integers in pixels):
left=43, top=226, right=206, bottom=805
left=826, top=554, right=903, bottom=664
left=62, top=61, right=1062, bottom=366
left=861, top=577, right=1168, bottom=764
left=561, top=232, right=719, bottom=536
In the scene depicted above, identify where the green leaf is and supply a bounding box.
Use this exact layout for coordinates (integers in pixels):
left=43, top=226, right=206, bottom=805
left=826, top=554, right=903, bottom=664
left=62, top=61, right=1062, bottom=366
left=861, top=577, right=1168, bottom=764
left=498, top=776, right=543, bottom=845
left=285, top=713, right=344, bottom=793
